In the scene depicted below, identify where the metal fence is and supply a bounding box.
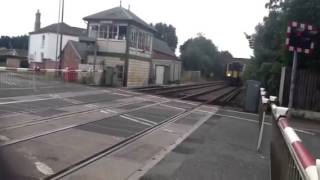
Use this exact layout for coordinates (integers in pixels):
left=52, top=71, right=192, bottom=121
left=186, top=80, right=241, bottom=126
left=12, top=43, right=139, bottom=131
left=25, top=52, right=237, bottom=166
left=0, top=67, right=80, bottom=90
left=257, top=88, right=320, bottom=180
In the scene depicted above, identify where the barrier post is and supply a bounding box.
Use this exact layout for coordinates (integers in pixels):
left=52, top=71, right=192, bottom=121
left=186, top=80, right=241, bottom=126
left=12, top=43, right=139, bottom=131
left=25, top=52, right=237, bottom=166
left=257, top=90, right=269, bottom=151
left=258, top=88, right=266, bottom=128
left=257, top=96, right=269, bottom=151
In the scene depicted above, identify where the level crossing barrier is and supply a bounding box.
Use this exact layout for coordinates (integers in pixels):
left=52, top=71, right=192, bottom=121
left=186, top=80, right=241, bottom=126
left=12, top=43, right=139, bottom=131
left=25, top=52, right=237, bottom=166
left=257, top=88, right=320, bottom=180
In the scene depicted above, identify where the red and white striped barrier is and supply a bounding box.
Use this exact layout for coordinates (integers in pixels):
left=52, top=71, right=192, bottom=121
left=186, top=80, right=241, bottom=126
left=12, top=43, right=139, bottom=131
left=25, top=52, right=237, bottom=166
left=277, top=116, right=319, bottom=180
left=265, top=91, right=320, bottom=180
left=0, top=66, right=103, bottom=73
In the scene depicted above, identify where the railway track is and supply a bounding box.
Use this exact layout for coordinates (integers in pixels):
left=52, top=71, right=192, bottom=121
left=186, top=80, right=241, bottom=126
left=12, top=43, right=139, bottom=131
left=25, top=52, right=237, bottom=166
left=0, top=90, right=149, bottom=130
left=0, top=90, right=200, bottom=179
left=46, top=101, right=202, bottom=180
left=0, top=83, right=240, bottom=179
left=133, top=81, right=242, bottom=105
left=0, top=98, right=171, bottom=148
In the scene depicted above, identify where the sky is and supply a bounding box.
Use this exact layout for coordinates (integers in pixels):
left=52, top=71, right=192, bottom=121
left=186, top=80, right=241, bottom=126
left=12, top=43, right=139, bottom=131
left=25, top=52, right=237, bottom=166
left=0, top=0, right=268, bottom=58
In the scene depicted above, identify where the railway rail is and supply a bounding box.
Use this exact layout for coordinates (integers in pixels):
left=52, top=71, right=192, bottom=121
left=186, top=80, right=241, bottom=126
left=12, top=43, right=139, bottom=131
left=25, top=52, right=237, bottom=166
left=46, top=101, right=203, bottom=180
left=0, top=88, right=204, bottom=179
left=0, top=82, right=240, bottom=179
left=133, top=81, right=242, bottom=105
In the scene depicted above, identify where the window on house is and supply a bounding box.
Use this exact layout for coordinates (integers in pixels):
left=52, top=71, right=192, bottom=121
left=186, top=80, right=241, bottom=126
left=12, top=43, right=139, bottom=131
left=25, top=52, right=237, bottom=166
left=119, top=26, right=127, bottom=40
left=89, top=24, right=99, bottom=38
left=130, top=29, right=152, bottom=51
left=41, top=35, right=45, bottom=48
left=108, top=24, right=118, bottom=39
left=131, top=31, right=137, bottom=47
left=99, top=24, right=109, bottom=39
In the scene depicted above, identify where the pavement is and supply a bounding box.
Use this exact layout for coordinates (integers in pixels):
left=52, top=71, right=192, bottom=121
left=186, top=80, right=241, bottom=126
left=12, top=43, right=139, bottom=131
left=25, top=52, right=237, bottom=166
left=0, top=72, right=319, bottom=180
left=140, top=110, right=272, bottom=180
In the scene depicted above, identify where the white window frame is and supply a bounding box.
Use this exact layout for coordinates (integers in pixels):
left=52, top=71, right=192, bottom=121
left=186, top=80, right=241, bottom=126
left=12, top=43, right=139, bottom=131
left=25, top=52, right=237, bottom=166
left=89, top=23, right=99, bottom=38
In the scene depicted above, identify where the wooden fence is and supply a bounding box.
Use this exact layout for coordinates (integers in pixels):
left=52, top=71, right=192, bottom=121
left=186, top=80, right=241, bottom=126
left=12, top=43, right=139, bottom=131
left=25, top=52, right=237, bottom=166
left=280, top=67, right=320, bottom=112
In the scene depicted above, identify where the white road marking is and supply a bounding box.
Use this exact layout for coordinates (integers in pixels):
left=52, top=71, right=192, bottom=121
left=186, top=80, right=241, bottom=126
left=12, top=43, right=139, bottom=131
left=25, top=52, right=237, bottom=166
left=174, top=100, right=199, bottom=106
left=112, top=92, right=131, bottom=97
left=160, top=104, right=185, bottom=111
left=49, top=94, right=61, bottom=98
left=100, top=110, right=110, bottom=114
left=120, top=115, right=153, bottom=126
left=103, top=109, right=117, bottom=113
left=124, top=114, right=157, bottom=125
left=85, top=104, right=99, bottom=108
left=116, top=89, right=142, bottom=95
left=0, top=86, right=57, bottom=90
left=214, top=113, right=315, bottom=136
left=218, top=108, right=259, bottom=116
left=163, top=128, right=174, bottom=133
left=0, top=97, right=56, bottom=105
left=196, top=109, right=216, bottom=114
left=35, top=162, right=54, bottom=175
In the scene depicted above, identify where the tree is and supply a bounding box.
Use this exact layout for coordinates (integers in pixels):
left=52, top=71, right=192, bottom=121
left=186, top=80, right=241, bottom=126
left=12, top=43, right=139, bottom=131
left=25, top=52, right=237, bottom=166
left=0, top=35, right=29, bottom=50
left=180, top=35, right=230, bottom=78
left=153, top=23, right=178, bottom=51
left=245, top=0, right=320, bottom=94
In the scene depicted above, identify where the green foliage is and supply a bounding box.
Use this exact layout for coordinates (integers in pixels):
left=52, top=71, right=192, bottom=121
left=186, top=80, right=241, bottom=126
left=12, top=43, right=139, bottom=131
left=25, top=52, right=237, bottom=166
left=245, top=0, right=320, bottom=94
left=242, top=58, right=259, bottom=81
left=180, top=35, right=232, bottom=78
left=0, top=35, right=29, bottom=50
left=153, top=23, right=178, bottom=51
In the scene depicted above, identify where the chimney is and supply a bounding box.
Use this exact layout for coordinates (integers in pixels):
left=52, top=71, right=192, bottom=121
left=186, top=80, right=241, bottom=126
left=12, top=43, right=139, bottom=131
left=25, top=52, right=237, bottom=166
left=34, top=10, right=41, bottom=31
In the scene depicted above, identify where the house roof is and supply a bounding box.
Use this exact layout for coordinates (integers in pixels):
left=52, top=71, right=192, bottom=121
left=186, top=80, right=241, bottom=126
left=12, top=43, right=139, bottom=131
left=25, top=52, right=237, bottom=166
left=153, top=38, right=176, bottom=57
left=83, top=7, right=156, bottom=32
left=0, top=48, right=28, bottom=57
left=30, top=22, right=87, bottom=37
left=68, top=41, right=94, bottom=60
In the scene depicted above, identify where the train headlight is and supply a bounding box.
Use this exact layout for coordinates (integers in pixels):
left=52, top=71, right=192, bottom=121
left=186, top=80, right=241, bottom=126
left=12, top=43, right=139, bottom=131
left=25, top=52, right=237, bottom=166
left=227, top=73, right=231, bottom=77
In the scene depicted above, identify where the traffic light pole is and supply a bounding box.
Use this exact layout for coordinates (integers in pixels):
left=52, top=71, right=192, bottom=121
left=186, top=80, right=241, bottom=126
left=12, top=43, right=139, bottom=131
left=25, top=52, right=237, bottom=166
left=288, top=51, right=298, bottom=108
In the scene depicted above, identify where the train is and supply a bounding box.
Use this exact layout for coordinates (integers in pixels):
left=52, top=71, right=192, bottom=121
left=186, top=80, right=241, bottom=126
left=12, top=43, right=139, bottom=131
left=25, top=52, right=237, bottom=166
left=225, top=62, right=244, bottom=86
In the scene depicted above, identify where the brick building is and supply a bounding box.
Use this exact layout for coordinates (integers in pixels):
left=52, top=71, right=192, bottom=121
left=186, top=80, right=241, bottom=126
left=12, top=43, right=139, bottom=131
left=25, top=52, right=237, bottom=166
left=61, top=6, right=181, bottom=87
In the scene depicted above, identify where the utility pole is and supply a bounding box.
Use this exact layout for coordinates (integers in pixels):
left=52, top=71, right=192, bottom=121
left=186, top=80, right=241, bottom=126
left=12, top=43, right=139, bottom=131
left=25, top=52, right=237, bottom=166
left=55, top=0, right=62, bottom=69
left=58, top=0, right=65, bottom=70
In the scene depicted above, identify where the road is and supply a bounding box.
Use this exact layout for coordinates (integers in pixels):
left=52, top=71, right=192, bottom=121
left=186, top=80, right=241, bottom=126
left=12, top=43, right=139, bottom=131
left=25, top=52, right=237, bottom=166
left=0, top=78, right=217, bottom=179
left=0, top=72, right=319, bottom=180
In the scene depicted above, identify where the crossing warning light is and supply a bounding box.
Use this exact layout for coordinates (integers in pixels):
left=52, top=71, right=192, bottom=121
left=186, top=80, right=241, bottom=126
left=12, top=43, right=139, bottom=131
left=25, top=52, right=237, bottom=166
left=286, top=21, right=318, bottom=54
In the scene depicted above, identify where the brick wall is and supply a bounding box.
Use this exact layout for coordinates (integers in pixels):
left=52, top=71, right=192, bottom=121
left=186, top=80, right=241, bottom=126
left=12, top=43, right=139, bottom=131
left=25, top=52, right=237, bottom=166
left=61, top=43, right=81, bottom=69
left=127, top=59, right=150, bottom=87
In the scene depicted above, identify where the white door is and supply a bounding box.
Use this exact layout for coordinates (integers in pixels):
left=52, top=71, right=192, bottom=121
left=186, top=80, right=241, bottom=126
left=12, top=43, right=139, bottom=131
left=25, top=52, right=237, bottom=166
left=156, top=66, right=165, bottom=85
